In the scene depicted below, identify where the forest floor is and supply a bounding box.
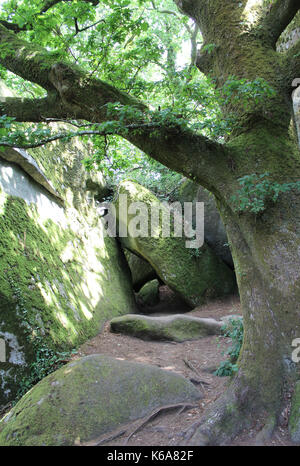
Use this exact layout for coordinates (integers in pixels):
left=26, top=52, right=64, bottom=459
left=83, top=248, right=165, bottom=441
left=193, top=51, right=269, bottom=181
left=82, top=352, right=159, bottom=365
left=74, top=290, right=293, bottom=447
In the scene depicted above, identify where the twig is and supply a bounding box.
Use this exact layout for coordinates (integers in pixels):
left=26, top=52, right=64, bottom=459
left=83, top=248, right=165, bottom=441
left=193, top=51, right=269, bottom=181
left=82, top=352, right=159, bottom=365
left=123, top=402, right=197, bottom=445
left=175, top=405, right=188, bottom=417
left=0, top=123, right=159, bottom=150
left=74, top=18, right=105, bottom=36
left=183, top=358, right=209, bottom=393
left=189, top=377, right=209, bottom=386
left=183, top=358, right=201, bottom=378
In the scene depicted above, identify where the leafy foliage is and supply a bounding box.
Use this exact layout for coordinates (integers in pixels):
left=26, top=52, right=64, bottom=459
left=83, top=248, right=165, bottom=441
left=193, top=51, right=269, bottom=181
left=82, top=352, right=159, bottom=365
left=232, top=173, right=300, bottom=214
left=220, top=76, right=277, bottom=109
left=0, top=0, right=278, bottom=193
left=0, top=0, right=290, bottom=215
left=215, top=318, right=244, bottom=377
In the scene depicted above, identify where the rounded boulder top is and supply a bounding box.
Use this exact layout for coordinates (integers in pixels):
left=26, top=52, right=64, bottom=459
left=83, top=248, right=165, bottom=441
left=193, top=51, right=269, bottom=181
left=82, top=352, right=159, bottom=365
left=0, top=354, right=202, bottom=446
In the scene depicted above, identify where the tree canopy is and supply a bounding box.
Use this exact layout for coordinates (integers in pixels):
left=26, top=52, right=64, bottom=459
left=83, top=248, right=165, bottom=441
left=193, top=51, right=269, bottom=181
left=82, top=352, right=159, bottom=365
left=0, top=0, right=293, bottom=192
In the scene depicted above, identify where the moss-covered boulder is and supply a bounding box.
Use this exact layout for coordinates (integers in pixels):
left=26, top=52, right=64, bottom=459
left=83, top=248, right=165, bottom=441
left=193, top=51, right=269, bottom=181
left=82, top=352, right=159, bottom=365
left=110, top=314, right=223, bottom=342
left=136, top=279, right=160, bottom=308
left=0, top=81, right=136, bottom=407
left=0, top=354, right=202, bottom=446
left=124, top=249, right=157, bottom=291
left=114, top=181, right=236, bottom=307
left=289, top=381, right=300, bottom=443
left=0, top=160, right=135, bottom=407
left=177, top=179, right=233, bottom=268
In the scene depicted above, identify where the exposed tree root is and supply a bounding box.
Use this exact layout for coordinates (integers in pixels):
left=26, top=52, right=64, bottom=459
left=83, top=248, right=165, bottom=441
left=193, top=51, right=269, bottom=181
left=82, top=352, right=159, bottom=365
left=252, top=416, right=276, bottom=446
left=181, top=381, right=279, bottom=446
left=124, top=402, right=198, bottom=445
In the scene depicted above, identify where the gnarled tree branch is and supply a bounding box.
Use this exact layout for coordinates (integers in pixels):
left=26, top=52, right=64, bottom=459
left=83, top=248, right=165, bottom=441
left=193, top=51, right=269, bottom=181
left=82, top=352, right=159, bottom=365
left=0, top=25, right=58, bottom=91
left=285, top=37, right=300, bottom=92
left=0, top=96, right=67, bottom=122
left=0, top=96, right=231, bottom=193
left=73, top=18, right=104, bottom=36
left=0, top=20, right=232, bottom=193
left=173, top=0, right=201, bottom=20
left=256, top=0, right=300, bottom=48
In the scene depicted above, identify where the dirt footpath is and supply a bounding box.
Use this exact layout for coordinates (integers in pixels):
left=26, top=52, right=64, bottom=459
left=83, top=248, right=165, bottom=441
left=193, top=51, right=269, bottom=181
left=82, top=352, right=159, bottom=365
left=72, top=295, right=292, bottom=446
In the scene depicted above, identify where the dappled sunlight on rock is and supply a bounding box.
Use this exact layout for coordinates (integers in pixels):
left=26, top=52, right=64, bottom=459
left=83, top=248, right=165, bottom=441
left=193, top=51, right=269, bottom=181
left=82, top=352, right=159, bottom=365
left=56, top=311, right=77, bottom=335
left=79, top=303, right=93, bottom=321
left=0, top=80, right=136, bottom=407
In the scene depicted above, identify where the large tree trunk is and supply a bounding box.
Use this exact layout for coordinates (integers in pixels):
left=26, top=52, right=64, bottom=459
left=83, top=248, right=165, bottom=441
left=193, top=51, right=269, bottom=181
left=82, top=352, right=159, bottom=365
left=184, top=183, right=300, bottom=445
left=173, top=1, right=300, bottom=444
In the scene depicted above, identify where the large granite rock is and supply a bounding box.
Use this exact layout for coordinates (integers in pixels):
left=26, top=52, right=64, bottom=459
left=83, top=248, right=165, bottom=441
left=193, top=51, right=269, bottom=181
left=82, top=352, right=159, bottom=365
left=177, top=179, right=233, bottom=267
left=124, top=249, right=157, bottom=291
left=0, top=354, right=202, bottom=446
left=136, top=279, right=160, bottom=308
left=110, top=314, right=223, bottom=342
left=0, top=81, right=135, bottom=407
left=113, top=180, right=236, bottom=307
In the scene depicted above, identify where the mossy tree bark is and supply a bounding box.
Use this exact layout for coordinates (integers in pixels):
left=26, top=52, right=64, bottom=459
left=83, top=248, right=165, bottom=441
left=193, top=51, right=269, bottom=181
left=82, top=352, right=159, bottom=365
left=175, top=0, right=300, bottom=444
left=187, top=190, right=300, bottom=445
left=0, top=0, right=300, bottom=444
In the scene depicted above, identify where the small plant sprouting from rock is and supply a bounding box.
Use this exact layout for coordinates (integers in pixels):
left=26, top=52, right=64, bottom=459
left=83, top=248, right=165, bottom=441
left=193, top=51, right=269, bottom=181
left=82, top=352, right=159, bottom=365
left=215, top=318, right=244, bottom=377
left=7, top=273, right=76, bottom=402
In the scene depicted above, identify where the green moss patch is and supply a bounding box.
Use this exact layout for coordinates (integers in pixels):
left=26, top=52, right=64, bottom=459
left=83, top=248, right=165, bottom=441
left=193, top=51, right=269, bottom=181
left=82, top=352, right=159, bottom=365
left=110, top=313, right=223, bottom=342
left=136, top=279, right=160, bottom=307
left=114, top=180, right=236, bottom=307
left=0, top=186, right=135, bottom=406
left=0, top=354, right=202, bottom=446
